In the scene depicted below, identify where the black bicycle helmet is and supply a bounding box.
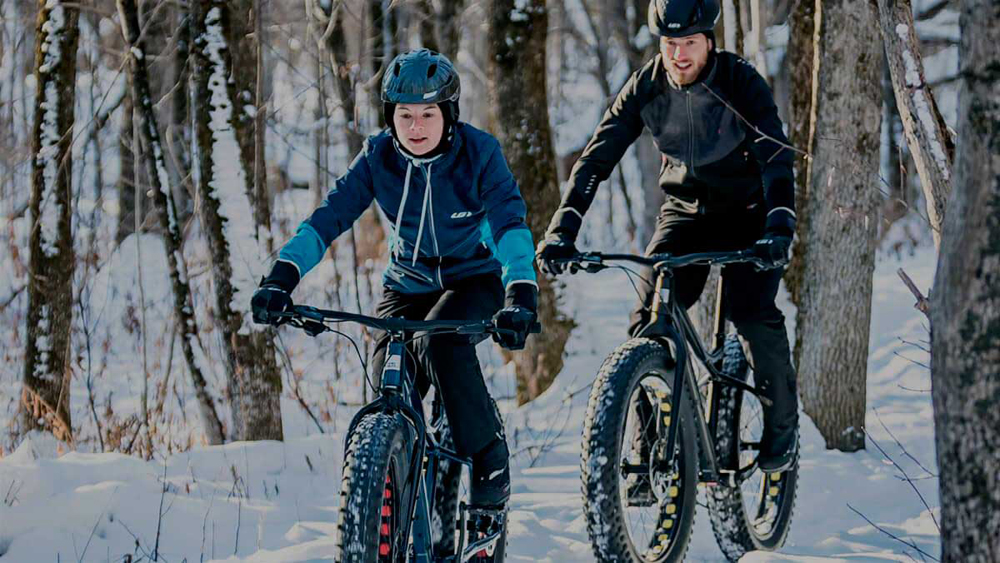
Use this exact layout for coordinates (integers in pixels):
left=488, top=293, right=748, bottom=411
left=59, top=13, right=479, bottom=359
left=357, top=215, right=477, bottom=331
left=381, top=49, right=460, bottom=125
left=647, top=0, right=721, bottom=38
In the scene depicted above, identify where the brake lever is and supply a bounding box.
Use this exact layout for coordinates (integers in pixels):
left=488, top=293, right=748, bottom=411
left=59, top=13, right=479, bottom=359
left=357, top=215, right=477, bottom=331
left=301, top=318, right=327, bottom=337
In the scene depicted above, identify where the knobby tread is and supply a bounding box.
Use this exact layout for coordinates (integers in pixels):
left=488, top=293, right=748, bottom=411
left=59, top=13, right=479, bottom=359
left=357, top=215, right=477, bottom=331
left=706, top=336, right=798, bottom=561
left=581, top=338, right=699, bottom=562
left=337, top=413, right=410, bottom=563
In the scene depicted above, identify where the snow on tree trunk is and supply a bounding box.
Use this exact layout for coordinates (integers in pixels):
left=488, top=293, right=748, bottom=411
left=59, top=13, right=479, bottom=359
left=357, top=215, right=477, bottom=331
left=487, top=0, right=573, bottom=405
left=795, top=0, right=882, bottom=452
left=872, top=0, right=954, bottom=250
left=21, top=0, right=79, bottom=444
left=929, top=0, right=1000, bottom=556
left=118, top=0, right=225, bottom=446
left=192, top=0, right=283, bottom=442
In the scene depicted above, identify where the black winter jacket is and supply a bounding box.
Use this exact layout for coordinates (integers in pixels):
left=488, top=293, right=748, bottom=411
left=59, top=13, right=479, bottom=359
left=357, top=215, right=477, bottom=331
left=549, top=51, right=796, bottom=237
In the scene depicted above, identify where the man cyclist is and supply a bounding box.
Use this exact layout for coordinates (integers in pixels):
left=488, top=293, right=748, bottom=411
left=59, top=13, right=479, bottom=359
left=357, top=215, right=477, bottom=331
left=536, top=0, right=799, bottom=475
left=251, top=49, right=538, bottom=507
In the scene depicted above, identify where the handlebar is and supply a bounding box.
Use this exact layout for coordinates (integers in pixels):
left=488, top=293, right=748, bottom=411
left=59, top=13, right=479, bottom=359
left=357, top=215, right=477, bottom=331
left=554, top=249, right=774, bottom=273
left=278, top=305, right=542, bottom=339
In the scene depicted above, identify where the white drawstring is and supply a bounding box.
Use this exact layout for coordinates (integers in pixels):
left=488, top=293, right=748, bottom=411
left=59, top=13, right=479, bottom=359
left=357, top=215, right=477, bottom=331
left=390, top=161, right=413, bottom=258
left=411, top=162, right=433, bottom=266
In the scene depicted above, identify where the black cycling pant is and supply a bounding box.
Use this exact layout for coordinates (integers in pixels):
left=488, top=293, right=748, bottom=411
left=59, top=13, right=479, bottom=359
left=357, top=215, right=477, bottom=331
left=371, top=273, right=504, bottom=457
left=628, top=197, right=798, bottom=440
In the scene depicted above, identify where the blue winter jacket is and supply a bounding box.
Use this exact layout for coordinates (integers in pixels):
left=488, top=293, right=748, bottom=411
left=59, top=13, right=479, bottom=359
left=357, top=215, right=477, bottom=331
left=277, top=123, right=537, bottom=294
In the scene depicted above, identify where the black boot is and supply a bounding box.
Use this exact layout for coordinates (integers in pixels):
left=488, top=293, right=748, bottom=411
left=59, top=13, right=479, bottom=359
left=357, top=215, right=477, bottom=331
left=736, top=319, right=799, bottom=474
left=471, top=437, right=510, bottom=507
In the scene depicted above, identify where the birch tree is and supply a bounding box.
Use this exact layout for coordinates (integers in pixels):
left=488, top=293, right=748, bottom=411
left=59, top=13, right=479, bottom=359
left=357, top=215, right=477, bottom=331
left=929, top=0, right=1000, bottom=555
left=192, top=0, right=283, bottom=441
left=871, top=0, right=954, bottom=249
left=21, top=0, right=80, bottom=444
left=794, top=0, right=882, bottom=451
left=487, top=0, right=572, bottom=404
left=118, top=0, right=225, bottom=445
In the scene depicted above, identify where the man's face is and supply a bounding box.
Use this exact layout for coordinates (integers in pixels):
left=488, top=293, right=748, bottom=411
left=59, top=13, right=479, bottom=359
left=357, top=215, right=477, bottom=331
left=393, top=103, right=444, bottom=156
left=660, top=33, right=712, bottom=86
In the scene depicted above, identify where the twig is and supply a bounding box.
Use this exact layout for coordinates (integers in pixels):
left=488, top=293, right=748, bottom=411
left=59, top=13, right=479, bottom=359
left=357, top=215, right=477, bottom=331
left=893, top=351, right=931, bottom=370
left=897, top=269, right=930, bottom=317
left=898, top=336, right=931, bottom=354
left=863, top=427, right=940, bottom=532
left=897, top=384, right=932, bottom=393
left=847, top=503, right=939, bottom=561
left=78, top=486, right=118, bottom=563
left=152, top=460, right=168, bottom=561
left=873, top=408, right=938, bottom=478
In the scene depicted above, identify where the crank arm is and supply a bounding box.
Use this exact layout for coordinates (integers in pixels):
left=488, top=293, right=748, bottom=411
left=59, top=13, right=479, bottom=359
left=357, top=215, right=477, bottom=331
left=461, top=530, right=503, bottom=562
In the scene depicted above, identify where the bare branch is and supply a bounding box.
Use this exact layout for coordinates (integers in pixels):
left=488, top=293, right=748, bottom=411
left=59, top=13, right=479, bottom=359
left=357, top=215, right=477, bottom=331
left=847, top=503, right=939, bottom=561
left=897, top=268, right=931, bottom=317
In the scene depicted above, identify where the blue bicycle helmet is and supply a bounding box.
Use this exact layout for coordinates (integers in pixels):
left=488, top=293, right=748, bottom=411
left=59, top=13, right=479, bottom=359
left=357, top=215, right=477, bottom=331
left=381, top=49, right=461, bottom=127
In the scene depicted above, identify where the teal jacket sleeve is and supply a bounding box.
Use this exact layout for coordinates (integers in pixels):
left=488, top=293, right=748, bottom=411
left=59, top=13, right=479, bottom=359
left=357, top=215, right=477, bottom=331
left=278, top=142, right=375, bottom=278
left=479, top=139, right=537, bottom=290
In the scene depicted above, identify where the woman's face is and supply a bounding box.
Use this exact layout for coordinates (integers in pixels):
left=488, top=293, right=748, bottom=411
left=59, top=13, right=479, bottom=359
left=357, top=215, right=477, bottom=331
left=393, top=103, right=444, bottom=156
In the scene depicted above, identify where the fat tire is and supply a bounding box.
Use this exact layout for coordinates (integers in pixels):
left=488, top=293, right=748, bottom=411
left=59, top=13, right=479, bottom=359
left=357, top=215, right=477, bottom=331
left=337, top=413, right=411, bottom=563
left=581, top=338, right=699, bottom=562
left=431, top=417, right=462, bottom=556
left=706, top=335, right=797, bottom=561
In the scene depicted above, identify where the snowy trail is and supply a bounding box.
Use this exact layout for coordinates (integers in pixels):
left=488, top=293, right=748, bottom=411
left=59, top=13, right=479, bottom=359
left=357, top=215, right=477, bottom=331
left=0, top=251, right=940, bottom=561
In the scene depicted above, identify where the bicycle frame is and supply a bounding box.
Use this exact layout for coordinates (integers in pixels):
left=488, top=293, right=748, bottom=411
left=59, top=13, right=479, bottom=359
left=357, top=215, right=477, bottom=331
left=288, top=306, right=516, bottom=562
left=574, top=252, right=772, bottom=486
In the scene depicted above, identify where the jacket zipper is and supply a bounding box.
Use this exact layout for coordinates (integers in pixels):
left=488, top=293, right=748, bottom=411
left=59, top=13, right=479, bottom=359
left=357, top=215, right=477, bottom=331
left=686, top=91, right=696, bottom=179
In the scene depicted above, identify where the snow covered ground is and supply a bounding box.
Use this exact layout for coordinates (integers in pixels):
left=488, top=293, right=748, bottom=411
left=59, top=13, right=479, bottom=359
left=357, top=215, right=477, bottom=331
left=0, top=248, right=939, bottom=562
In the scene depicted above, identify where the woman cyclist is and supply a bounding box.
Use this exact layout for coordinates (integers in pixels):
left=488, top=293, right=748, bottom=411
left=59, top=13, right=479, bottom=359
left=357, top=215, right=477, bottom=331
left=251, top=49, right=538, bottom=508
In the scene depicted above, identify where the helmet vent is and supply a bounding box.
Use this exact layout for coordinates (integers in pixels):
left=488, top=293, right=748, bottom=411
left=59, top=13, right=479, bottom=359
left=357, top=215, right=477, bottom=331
left=393, top=63, right=401, bottom=77
left=427, top=63, right=438, bottom=78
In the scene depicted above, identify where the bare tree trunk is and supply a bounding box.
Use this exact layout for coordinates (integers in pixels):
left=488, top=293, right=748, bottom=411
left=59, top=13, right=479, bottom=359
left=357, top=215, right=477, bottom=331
left=437, top=0, right=464, bottom=62
left=118, top=0, right=225, bottom=446
left=226, top=0, right=272, bottom=245
left=192, top=0, right=283, bottom=442
left=313, top=0, right=385, bottom=264
left=795, top=0, right=882, bottom=452
left=21, top=0, right=80, bottom=445
left=929, top=0, right=1000, bottom=556
left=784, top=0, right=817, bottom=308
left=417, top=0, right=440, bottom=52
left=169, top=3, right=194, bottom=227
left=872, top=0, right=954, bottom=249
left=487, top=0, right=573, bottom=404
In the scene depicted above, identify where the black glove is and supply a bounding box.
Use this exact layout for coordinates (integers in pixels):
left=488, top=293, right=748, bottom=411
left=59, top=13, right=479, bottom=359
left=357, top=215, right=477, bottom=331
left=752, top=209, right=795, bottom=268
left=535, top=232, right=578, bottom=276
left=492, top=283, right=538, bottom=351
left=752, top=235, right=792, bottom=268
left=251, top=261, right=300, bottom=326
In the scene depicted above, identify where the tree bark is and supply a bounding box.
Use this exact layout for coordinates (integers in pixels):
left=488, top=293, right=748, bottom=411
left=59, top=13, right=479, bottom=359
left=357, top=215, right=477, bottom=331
left=784, top=0, right=817, bottom=308
left=118, top=0, right=225, bottom=446
left=437, top=0, right=464, bottom=62
left=795, top=0, right=882, bottom=452
left=192, top=0, right=283, bottom=442
left=487, top=0, right=573, bottom=405
left=929, top=0, right=1000, bottom=556
left=21, top=0, right=80, bottom=445
left=871, top=0, right=954, bottom=249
